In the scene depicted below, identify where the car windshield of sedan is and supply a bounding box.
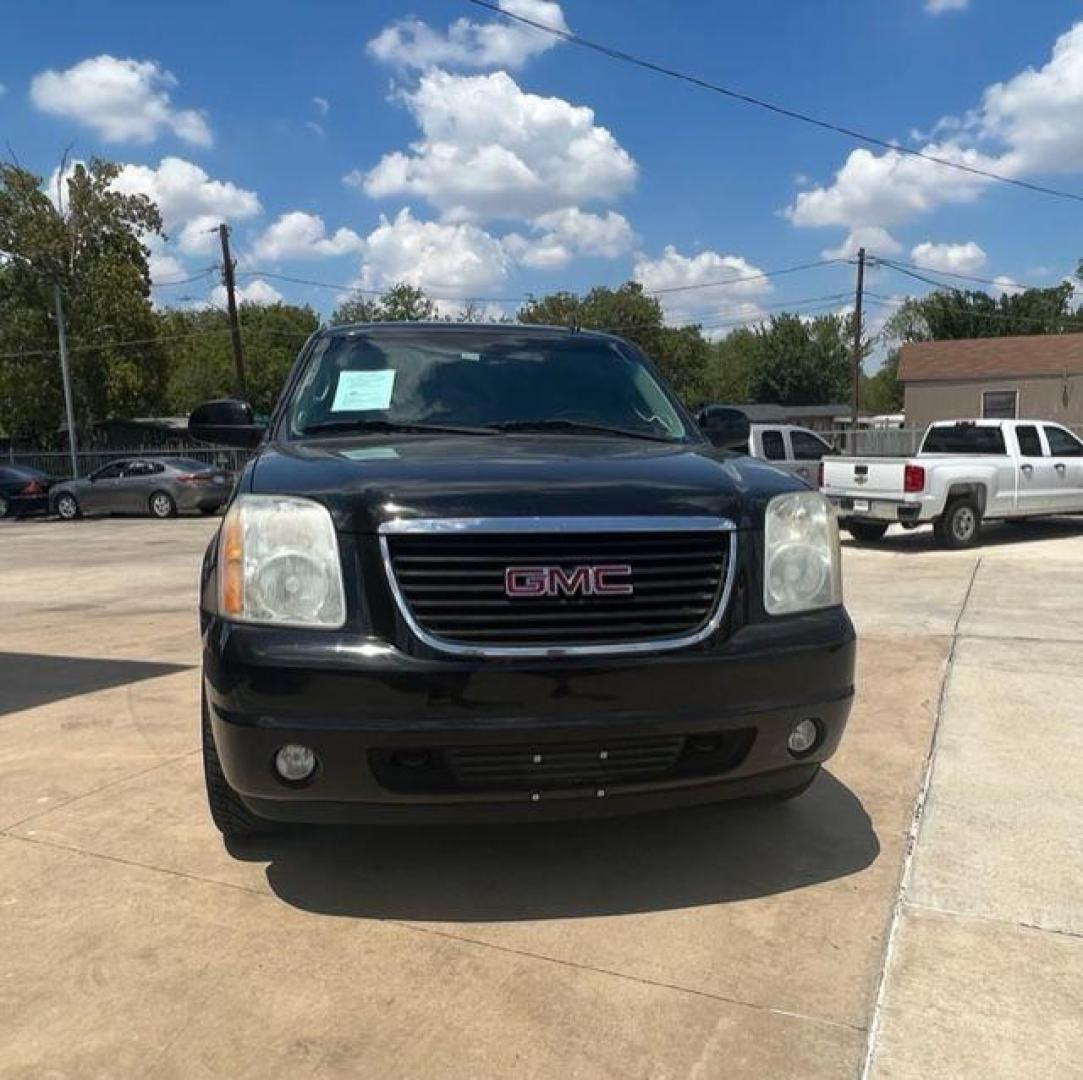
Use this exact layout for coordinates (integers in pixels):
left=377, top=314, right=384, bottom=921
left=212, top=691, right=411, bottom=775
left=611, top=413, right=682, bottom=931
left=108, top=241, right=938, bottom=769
left=285, top=330, right=690, bottom=443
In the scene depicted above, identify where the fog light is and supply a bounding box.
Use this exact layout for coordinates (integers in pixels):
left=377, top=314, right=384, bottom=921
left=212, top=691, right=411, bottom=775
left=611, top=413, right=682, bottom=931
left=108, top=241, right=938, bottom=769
left=274, top=744, right=317, bottom=782
left=787, top=719, right=820, bottom=757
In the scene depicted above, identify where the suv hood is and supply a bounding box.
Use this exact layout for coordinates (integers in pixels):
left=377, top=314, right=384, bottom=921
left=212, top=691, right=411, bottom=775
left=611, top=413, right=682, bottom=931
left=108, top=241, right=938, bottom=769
left=247, top=434, right=802, bottom=533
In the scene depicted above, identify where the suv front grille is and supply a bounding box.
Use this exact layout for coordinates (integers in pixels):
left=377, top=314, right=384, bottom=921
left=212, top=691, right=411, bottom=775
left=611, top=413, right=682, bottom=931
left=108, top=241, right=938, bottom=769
left=380, top=521, right=733, bottom=654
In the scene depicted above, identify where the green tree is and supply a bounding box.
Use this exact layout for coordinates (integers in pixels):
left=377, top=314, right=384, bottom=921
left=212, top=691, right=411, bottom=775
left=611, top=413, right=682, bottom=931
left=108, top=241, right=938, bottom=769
left=745, top=313, right=855, bottom=405
left=0, top=159, right=165, bottom=442
left=329, top=283, right=437, bottom=325
left=518, top=282, right=710, bottom=403
left=883, top=283, right=1083, bottom=343
left=860, top=350, right=904, bottom=414
left=155, top=301, right=319, bottom=414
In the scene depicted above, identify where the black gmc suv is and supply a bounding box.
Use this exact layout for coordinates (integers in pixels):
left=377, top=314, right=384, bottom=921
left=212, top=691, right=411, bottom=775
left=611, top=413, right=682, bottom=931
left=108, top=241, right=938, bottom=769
left=190, top=323, right=855, bottom=839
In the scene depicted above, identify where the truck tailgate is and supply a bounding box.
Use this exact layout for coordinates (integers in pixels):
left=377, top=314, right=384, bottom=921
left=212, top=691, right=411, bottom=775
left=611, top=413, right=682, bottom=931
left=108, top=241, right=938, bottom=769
left=822, top=457, right=908, bottom=496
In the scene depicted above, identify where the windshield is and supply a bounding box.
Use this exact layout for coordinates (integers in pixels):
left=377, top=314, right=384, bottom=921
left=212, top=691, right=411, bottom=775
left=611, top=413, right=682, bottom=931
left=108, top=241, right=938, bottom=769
left=284, top=329, right=691, bottom=443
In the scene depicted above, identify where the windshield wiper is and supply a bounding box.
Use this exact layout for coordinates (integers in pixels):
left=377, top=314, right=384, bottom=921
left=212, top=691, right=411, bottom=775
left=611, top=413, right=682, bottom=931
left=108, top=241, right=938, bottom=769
left=299, top=418, right=498, bottom=437
left=488, top=419, right=679, bottom=443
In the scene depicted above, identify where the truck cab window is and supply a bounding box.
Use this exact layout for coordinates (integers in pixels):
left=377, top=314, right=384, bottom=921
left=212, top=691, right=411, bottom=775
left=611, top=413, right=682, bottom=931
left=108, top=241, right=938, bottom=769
left=791, top=431, right=830, bottom=461
left=1044, top=426, right=1083, bottom=457
left=761, top=430, right=785, bottom=460
left=1015, top=426, right=1043, bottom=457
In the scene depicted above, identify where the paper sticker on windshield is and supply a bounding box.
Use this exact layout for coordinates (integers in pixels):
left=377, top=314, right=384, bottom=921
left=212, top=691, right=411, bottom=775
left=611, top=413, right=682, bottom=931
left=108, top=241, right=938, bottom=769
left=460, top=351, right=480, bottom=361
left=331, top=370, right=395, bottom=412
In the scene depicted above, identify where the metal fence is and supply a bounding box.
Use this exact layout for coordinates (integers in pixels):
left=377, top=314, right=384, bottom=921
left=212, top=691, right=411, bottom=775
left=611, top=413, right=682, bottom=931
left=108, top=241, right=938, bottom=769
left=6, top=447, right=254, bottom=479
left=831, top=427, right=926, bottom=457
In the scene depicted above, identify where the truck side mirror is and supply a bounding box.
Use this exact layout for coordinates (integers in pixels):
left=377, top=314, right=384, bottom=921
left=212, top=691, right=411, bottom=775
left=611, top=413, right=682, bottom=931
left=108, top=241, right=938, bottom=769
left=696, top=406, right=751, bottom=451
left=188, top=399, right=266, bottom=449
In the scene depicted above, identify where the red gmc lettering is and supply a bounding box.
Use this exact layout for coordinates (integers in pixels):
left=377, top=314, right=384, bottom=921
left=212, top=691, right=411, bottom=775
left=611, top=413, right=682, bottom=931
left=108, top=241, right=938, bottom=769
left=504, top=565, right=634, bottom=598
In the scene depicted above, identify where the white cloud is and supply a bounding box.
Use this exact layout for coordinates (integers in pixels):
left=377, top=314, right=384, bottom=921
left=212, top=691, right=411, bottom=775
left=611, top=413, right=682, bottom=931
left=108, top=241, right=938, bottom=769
left=911, top=240, right=987, bottom=275
left=212, top=279, right=283, bottom=307
left=822, top=227, right=901, bottom=259
left=368, top=0, right=567, bottom=71
left=633, top=246, right=773, bottom=329
left=312, top=96, right=329, bottom=116
left=788, top=143, right=993, bottom=230
left=0, top=83, right=6, bottom=97
left=991, top=275, right=1024, bottom=297
left=112, top=157, right=261, bottom=254
left=251, top=211, right=364, bottom=261
left=147, top=248, right=186, bottom=285
left=788, top=22, right=1083, bottom=236
left=504, top=207, right=636, bottom=269
left=305, top=121, right=325, bottom=138
left=30, top=56, right=211, bottom=146
left=925, top=0, right=967, bottom=13
left=354, top=208, right=511, bottom=296
left=357, top=70, right=636, bottom=222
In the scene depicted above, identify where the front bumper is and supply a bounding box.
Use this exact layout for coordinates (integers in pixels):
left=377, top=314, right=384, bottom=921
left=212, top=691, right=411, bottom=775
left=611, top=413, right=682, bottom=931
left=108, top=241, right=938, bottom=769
left=828, top=494, right=928, bottom=525
left=203, top=608, right=856, bottom=823
left=4, top=494, right=50, bottom=518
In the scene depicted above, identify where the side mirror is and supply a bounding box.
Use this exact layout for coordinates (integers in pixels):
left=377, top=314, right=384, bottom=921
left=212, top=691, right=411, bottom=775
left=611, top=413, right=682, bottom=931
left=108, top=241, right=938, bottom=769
left=696, top=406, right=751, bottom=451
left=188, top=399, right=266, bottom=449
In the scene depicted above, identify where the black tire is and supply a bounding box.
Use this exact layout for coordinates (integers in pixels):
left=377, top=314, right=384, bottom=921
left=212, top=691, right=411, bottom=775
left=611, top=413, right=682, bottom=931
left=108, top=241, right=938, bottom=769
left=847, top=520, right=889, bottom=543
left=936, top=495, right=982, bottom=549
left=148, top=490, right=177, bottom=519
left=763, top=765, right=821, bottom=802
left=202, top=691, right=274, bottom=839
left=55, top=493, right=81, bottom=520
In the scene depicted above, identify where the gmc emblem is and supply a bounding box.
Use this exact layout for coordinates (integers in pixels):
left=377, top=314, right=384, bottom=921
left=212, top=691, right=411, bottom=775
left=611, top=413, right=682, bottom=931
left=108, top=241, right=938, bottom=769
left=504, top=564, right=634, bottom=598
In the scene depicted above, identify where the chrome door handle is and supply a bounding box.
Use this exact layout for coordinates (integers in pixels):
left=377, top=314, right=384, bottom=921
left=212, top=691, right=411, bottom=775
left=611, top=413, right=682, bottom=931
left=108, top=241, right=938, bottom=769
left=1021, top=464, right=1033, bottom=474
left=1055, top=463, right=1067, bottom=473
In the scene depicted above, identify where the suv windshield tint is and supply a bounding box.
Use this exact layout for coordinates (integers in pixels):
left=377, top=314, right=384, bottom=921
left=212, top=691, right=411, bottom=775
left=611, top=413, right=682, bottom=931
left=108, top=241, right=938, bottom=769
left=286, top=330, right=690, bottom=442
left=922, top=425, right=1006, bottom=455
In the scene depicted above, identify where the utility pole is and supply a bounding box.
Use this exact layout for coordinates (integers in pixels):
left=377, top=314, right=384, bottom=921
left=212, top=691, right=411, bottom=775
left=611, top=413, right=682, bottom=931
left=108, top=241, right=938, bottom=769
left=53, top=283, right=80, bottom=479
left=217, top=223, right=247, bottom=399
left=850, top=246, right=866, bottom=433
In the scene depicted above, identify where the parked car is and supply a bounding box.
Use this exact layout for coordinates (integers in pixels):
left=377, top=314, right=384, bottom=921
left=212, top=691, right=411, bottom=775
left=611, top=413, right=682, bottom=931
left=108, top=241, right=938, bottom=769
left=697, top=411, right=835, bottom=487
left=50, top=457, right=232, bottom=520
left=822, top=418, right=1083, bottom=548
left=190, top=322, right=855, bottom=840
left=0, top=464, right=54, bottom=519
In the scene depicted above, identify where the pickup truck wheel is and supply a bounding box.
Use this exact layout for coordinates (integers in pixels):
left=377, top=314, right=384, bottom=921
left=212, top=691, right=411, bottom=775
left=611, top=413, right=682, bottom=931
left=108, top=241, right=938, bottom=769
left=202, top=692, right=275, bottom=840
left=937, top=497, right=982, bottom=549
left=846, top=521, right=889, bottom=543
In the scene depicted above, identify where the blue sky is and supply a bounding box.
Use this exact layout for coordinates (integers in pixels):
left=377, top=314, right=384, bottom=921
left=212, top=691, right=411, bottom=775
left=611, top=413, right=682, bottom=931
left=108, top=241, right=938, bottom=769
left=3, top=0, right=1082, bottom=340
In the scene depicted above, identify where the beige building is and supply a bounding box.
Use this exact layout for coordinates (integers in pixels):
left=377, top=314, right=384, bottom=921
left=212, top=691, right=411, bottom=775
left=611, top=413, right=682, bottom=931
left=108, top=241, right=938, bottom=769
left=900, top=333, right=1083, bottom=432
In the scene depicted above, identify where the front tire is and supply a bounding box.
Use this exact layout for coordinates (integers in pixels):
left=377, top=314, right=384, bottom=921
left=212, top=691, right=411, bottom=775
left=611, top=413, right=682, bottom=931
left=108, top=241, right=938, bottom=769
left=149, top=490, right=176, bottom=519
left=202, top=692, right=274, bottom=840
left=55, top=493, right=81, bottom=520
left=936, top=496, right=982, bottom=549
left=846, top=520, right=889, bottom=543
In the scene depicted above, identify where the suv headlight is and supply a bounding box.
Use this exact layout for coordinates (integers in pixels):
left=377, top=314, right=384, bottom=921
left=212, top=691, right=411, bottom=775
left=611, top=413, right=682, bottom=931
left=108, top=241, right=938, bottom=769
left=764, top=491, right=842, bottom=616
left=219, top=495, right=346, bottom=628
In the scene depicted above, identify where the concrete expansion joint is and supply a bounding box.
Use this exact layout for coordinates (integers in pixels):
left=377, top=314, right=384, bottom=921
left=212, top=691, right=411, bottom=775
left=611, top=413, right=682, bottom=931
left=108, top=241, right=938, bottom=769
left=906, top=899, right=1083, bottom=943
left=857, top=556, right=983, bottom=1080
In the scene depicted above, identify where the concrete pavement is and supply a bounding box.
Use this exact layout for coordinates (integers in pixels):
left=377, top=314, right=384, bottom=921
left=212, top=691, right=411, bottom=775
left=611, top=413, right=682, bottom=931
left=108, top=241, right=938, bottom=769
left=1, top=515, right=1080, bottom=1078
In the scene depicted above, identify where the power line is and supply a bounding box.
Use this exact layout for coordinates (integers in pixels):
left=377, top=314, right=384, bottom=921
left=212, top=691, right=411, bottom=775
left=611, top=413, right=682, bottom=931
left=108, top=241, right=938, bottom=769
left=874, top=257, right=1067, bottom=294
left=238, top=256, right=849, bottom=305
left=152, top=266, right=218, bottom=288
left=463, top=0, right=1083, bottom=206
left=865, top=292, right=1083, bottom=331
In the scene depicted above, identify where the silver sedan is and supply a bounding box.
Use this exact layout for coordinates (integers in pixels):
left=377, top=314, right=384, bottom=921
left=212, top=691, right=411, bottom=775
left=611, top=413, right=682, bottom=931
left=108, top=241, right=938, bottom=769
left=51, top=457, right=233, bottom=520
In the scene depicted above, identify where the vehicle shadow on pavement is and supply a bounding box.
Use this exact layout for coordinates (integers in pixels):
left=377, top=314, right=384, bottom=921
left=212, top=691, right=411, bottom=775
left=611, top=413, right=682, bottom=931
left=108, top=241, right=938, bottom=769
left=843, top=516, right=1083, bottom=554
left=238, top=770, right=878, bottom=921
left=0, top=651, right=192, bottom=717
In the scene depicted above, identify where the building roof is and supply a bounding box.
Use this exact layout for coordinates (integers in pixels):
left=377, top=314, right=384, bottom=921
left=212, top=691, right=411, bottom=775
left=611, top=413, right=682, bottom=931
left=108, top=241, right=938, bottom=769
left=734, top=403, right=850, bottom=422
left=899, top=333, right=1083, bottom=382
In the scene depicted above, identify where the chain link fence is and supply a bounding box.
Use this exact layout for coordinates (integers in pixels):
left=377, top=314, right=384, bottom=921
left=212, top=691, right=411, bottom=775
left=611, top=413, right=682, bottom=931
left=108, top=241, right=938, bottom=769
left=6, top=447, right=254, bottom=479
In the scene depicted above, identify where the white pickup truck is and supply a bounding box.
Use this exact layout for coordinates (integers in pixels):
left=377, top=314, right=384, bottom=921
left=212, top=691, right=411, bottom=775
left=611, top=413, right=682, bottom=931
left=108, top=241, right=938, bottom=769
left=822, top=418, right=1083, bottom=548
